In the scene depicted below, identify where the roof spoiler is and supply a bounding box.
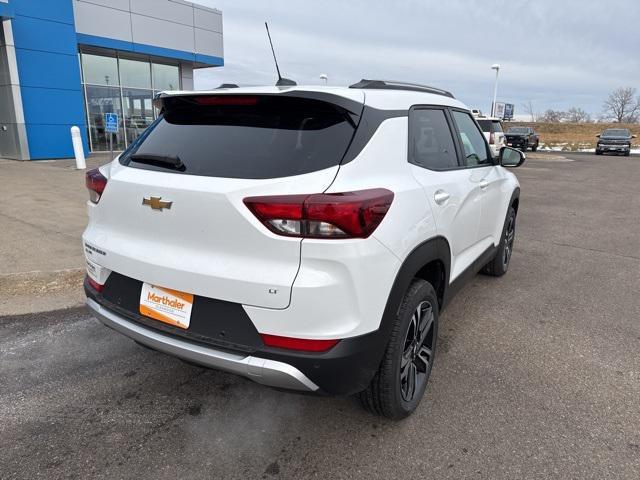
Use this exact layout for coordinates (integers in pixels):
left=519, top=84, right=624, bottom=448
left=152, top=90, right=365, bottom=117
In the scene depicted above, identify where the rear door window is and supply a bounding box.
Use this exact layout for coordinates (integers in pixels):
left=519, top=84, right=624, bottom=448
left=409, top=108, right=459, bottom=170
left=120, top=95, right=358, bottom=179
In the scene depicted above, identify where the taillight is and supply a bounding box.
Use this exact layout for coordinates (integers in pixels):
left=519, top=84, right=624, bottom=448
left=489, top=132, right=495, bottom=144
left=86, top=168, right=107, bottom=204
left=261, top=334, right=339, bottom=352
left=243, top=188, right=394, bottom=239
left=86, top=276, right=104, bottom=293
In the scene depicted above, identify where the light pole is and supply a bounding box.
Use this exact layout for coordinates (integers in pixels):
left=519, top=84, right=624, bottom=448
left=491, top=64, right=500, bottom=117
left=319, top=74, right=328, bottom=84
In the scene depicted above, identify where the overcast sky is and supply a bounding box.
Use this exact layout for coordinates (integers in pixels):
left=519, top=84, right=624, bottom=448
left=193, top=0, right=639, bottom=119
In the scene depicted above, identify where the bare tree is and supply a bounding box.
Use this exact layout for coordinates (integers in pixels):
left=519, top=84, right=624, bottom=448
left=521, top=100, right=537, bottom=122
left=602, top=87, right=640, bottom=123
left=565, top=107, right=591, bottom=123
left=539, top=109, right=567, bottom=123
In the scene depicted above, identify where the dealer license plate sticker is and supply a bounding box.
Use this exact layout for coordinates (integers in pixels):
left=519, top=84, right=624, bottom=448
left=139, top=283, right=193, bottom=329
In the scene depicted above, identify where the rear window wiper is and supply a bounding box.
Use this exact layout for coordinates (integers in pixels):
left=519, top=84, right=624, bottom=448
left=129, top=153, right=184, bottom=170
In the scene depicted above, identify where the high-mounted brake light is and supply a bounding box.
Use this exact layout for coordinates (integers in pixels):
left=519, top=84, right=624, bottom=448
left=243, top=188, right=394, bottom=239
left=261, top=334, right=339, bottom=352
left=86, top=168, right=107, bottom=204
left=194, top=95, right=258, bottom=106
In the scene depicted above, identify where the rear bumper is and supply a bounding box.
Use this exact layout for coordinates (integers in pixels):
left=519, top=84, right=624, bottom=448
left=87, top=297, right=320, bottom=392
left=85, top=278, right=388, bottom=395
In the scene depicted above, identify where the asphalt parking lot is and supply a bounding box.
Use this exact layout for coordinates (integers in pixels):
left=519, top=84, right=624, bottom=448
left=1, top=152, right=639, bottom=479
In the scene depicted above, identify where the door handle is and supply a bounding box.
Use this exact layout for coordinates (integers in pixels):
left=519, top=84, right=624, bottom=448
left=433, top=190, right=450, bottom=205
left=479, top=179, right=489, bottom=190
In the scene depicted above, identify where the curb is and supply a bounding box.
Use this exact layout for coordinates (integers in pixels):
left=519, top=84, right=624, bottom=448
left=0, top=305, right=89, bottom=325
left=0, top=268, right=86, bottom=317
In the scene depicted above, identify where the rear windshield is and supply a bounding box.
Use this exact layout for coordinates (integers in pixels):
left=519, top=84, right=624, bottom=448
left=477, top=120, right=503, bottom=133
left=602, top=129, right=630, bottom=137
left=120, top=95, right=358, bottom=179
left=507, top=127, right=529, bottom=134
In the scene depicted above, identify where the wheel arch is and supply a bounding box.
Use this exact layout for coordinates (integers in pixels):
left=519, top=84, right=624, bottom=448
left=382, top=236, right=451, bottom=325
left=509, top=187, right=520, bottom=214
left=353, top=236, right=451, bottom=387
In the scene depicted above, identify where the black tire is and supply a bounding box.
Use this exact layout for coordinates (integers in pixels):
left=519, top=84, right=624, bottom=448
left=359, top=279, right=438, bottom=420
left=481, top=206, right=516, bottom=277
left=595, top=150, right=602, bottom=155
left=531, top=142, right=538, bottom=152
left=624, top=151, right=630, bottom=157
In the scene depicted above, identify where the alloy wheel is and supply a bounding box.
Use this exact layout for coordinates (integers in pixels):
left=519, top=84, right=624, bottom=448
left=400, top=301, right=435, bottom=402
left=503, top=215, right=515, bottom=268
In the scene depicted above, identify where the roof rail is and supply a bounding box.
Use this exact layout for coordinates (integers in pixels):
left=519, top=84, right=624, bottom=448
left=349, top=79, right=454, bottom=98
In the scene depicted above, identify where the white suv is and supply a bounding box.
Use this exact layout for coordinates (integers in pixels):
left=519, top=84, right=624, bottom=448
left=476, top=116, right=506, bottom=157
left=83, top=80, right=524, bottom=419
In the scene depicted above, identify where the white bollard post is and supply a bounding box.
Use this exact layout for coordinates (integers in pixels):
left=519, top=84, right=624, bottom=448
left=71, top=126, right=86, bottom=170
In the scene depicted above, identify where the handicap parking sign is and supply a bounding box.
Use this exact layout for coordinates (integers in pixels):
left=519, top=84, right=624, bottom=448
left=105, top=113, right=119, bottom=133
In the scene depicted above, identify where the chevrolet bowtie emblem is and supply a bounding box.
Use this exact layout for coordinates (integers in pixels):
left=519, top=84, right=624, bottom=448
left=142, top=196, right=173, bottom=210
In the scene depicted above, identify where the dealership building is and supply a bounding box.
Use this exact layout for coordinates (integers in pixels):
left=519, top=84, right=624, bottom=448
left=0, top=0, right=223, bottom=160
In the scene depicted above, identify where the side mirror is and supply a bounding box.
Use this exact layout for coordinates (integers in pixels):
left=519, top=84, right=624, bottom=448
left=633, top=135, right=637, bottom=139
left=499, top=146, right=525, bottom=167
left=596, top=134, right=600, bottom=138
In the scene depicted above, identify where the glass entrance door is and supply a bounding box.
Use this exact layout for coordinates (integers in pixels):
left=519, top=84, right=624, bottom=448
left=85, top=85, right=125, bottom=151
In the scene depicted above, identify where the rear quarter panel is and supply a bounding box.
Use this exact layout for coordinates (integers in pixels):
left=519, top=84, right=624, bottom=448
left=245, top=117, right=437, bottom=339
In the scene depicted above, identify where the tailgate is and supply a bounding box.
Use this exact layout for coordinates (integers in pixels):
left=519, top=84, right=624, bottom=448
left=83, top=92, right=364, bottom=309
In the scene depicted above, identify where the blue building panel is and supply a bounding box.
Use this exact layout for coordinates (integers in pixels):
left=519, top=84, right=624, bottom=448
left=20, top=86, right=85, bottom=126
left=20, top=85, right=88, bottom=159
left=75, top=34, right=135, bottom=56
left=11, top=14, right=78, bottom=55
left=195, top=53, right=224, bottom=67
left=76, top=33, right=224, bottom=67
left=9, top=0, right=87, bottom=159
left=11, top=0, right=75, bottom=25
left=27, top=124, right=88, bottom=160
left=0, top=2, right=14, bottom=18
left=14, top=49, right=81, bottom=90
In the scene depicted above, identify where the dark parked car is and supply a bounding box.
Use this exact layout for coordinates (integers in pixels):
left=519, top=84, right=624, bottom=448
left=505, top=127, right=539, bottom=151
left=596, top=128, right=636, bottom=156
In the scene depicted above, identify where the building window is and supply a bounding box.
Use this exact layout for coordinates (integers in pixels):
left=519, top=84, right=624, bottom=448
left=122, top=87, right=154, bottom=145
left=81, top=53, right=119, bottom=87
left=120, top=58, right=152, bottom=89
left=80, top=51, right=181, bottom=151
left=152, top=63, right=180, bottom=91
